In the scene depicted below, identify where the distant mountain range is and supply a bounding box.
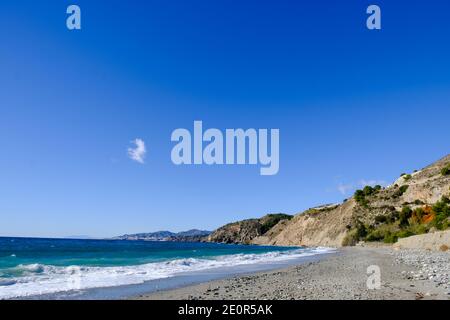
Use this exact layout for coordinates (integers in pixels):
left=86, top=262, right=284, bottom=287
left=65, top=235, right=97, bottom=240
left=113, top=229, right=211, bottom=242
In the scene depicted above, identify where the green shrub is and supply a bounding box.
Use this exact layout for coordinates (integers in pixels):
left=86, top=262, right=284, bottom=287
left=363, top=186, right=374, bottom=196
left=399, top=184, right=409, bottom=193
left=342, top=229, right=359, bottom=246
left=354, top=190, right=368, bottom=207
left=396, top=230, right=415, bottom=239
left=354, top=186, right=381, bottom=207
left=366, top=226, right=399, bottom=243
left=441, top=165, right=450, bottom=176
left=393, top=185, right=409, bottom=198
left=365, top=229, right=385, bottom=242
left=414, top=207, right=426, bottom=220
left=441, top=196, right=450, bottom=204
left=431, top=197, right=450, bottom=230
left=342, top=222, right=367, bottom=246
left=387, top=211, right=399, bottom=223
left=356, top=223, right=367, bottom=238
left=374, top=215, right=387, bottom=223
left=260, top=214, right=292, bottom=234
left=406, top=224, right=428, bottom=235
left=383, top=233, right=398, bottom=243
left=399, top=206, right=412, bottom=226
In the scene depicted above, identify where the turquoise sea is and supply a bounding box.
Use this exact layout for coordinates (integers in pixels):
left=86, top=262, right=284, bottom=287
left=0, top=237, right=332, bottom=299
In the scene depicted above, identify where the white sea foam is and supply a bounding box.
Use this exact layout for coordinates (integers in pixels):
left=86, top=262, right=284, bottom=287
left=0, top=247, right=334, bottom=299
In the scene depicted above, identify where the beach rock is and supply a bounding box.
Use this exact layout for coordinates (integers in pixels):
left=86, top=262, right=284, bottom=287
left=393, top=230, right=450, bottom=251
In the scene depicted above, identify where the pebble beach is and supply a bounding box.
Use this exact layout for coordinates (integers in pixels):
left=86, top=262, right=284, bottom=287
left=136, top=247, right=450, bottom=300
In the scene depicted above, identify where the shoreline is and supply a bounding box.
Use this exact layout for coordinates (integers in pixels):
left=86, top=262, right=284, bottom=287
left=5, top=246, right=333, bottom=300
left=134, top=247, right=449, bottom=300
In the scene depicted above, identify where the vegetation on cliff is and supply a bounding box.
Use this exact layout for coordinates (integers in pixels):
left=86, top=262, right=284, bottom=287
left=442, top=164, right=450, bottom=176
left=343, top=196, right=450, bottom=245
left=206, top=154, right=450, bottom=247
left=206, top=214, right=293, bottom=244
left=354, top=185, right=382, bottom=207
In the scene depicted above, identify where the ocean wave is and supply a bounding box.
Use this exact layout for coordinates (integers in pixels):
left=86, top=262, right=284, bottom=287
left=0, top=279, right=17, bottom=287
left=17, top=263, right=46, bottom=274
left=0, top=247, right=334, bottom=299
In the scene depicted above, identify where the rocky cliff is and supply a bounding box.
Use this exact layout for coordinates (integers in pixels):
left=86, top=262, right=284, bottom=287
left=205, top=214, right=292, bottom=244
left=207, top=154, right=450, bottom=248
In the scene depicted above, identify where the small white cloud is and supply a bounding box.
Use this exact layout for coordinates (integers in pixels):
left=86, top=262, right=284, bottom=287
left=337, top=183, right=353, bottom=195
left=359, top=179, right=387, bottom=187
left=335, top=179, right=387, bottom=195
left=127, top=138, right=146, bottom=164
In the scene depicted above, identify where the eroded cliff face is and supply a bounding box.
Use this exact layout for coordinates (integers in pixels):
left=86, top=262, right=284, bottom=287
left=260, top=155, right=450, bottom=247
left=205, top=214, right=292, bottom=244
left=207, top=155, right=450, bottom=248
left=258, top=201, right=356, bottom=247
left=205, top=219, right=261, bottom=244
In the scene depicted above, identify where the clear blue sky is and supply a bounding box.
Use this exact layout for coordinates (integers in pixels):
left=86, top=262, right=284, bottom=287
left=0, top=1, right=449, bottom=238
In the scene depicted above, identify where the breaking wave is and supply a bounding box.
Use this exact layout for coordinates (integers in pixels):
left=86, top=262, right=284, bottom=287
left=0, top=247, right=333, bottom=299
